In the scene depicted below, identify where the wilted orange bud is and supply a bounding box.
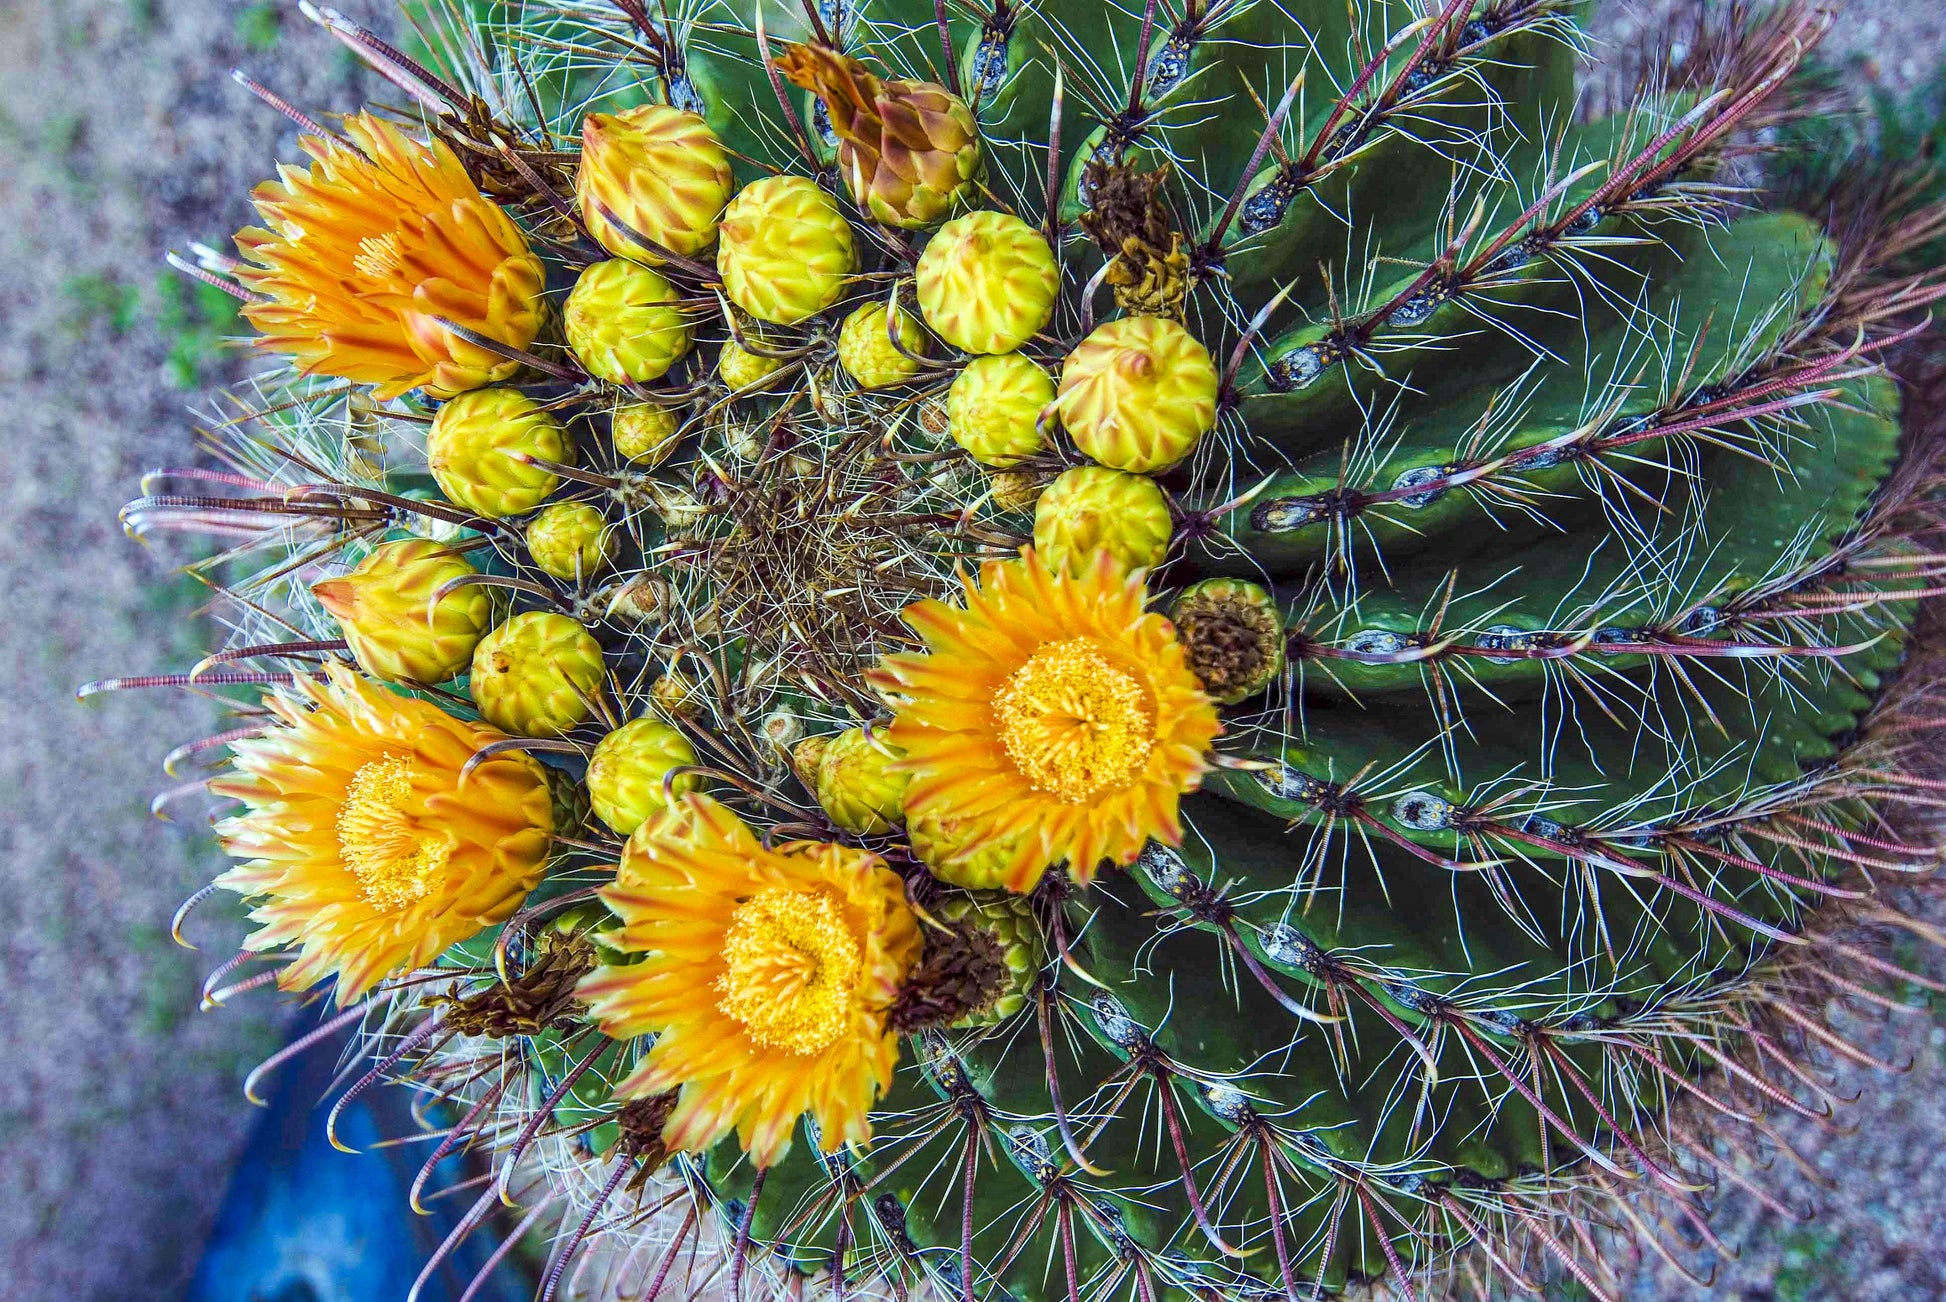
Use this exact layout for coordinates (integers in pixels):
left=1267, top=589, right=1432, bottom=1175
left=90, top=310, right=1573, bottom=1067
left=775, top=43, right=981, bottom=229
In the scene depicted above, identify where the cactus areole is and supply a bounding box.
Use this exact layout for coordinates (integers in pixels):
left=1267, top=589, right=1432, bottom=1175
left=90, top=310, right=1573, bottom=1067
left=99, top=2, right=1946, bottom=1300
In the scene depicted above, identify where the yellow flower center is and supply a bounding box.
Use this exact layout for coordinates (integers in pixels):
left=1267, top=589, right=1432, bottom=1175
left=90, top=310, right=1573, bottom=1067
left=716, top=887, right=862, bottom=1056
left=337, top=756, right=454, bottom=912
left=993, top=637, right=1156, bottom=802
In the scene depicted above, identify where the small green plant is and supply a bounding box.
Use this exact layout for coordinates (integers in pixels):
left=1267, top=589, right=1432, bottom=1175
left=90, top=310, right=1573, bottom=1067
left=234, top=2, right=282, bottom=53
left=60, top=273, right=139, bottom=337
left=151, top=275, right=240, bottom=391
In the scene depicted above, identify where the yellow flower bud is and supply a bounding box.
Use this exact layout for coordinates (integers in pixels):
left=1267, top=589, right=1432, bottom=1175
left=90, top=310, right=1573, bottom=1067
left=311, top=539, right=491, bottom=684
left=815, top=727, right=910, bottom=834
left=1033, top=465, right=1173, bottom=575
left=585, top=717, right=700, bottom=835
left=718, top=337, right=785, bottom=392
left=907, top=809, right=1045, bottom=894
left=469, top=611, right=606, bottom=737
left=429, top=387, right=570, bottom=518
left=790, top=734, right=831, bottom=788
left=564, top=259, right=694, bottom=384
left=916, top=212, right=1058, bottom=354
left=838, top=301, right=927, bottom=390
left=717, top=175, right=855, bottom=325
left=1057, top=316, right=1219, bottom=472
left=576, top=105, right=733, bottom=262
left=610, top=403, right=683, bottom=467
left=649, top=667, right=703, bottom=717
left=948, top=352, right=1052, bottom=467
left=526, top=502, right=614, bottom=581
left=776, top=44, right=982, bottom=229
left=988, top=469, right=1049, bottom=514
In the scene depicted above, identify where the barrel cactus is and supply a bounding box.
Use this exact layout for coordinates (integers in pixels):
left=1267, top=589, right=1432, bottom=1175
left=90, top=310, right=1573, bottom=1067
left=94, top=1, right=1946, bottom=1299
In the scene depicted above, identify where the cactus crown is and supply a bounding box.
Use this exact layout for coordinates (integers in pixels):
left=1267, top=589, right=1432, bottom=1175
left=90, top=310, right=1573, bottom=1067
left=100, top=1, right=1946, bottom=1300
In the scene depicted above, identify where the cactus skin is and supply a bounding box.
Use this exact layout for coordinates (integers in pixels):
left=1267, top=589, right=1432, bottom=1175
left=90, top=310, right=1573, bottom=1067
left=122, top=4, right=1946, bottom=1302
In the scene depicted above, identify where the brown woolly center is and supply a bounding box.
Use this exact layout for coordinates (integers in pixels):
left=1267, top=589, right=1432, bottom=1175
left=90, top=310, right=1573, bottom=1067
left=337, top=756, right=454, bottom=912
left=1176, top=597, right=1280, bottom=698
left=887, top=919, right=1010, bottom=1034
left=429, top=929, right=595, bottom=1039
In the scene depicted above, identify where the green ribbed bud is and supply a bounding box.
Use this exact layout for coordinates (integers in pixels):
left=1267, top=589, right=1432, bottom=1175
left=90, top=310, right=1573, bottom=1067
left=585, top=717, right=701, bottom=836
left=545, top=764, right=592, bottom=840
left=935, top=893, right=1045, bottom=1025
left=469, top=611, right=606, bottom=737
left=814, top=727, right=909, bottom=835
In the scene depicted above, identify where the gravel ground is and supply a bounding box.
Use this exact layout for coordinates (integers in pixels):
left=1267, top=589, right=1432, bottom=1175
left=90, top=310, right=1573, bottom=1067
left=0, top=1, right=381, bottom=1296
left=0, top=3, right=1940, bottom=1301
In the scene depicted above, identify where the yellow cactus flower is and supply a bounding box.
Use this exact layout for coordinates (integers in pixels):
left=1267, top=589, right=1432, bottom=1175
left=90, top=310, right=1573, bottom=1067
left=211, top=665, right=552, bottom=1003
left=867, top=549, right=1220, bottom=888
left=525, top=502, right=614, bottom=581
left=837, top=301, right=927, bottom=390
left=311, top=539, right=491, bottom=685
left=915, top=211, right=1059, bottom=354
left=948, top=352, right=1053, bottom=467
left=428, top=388, right=570, bottom=519
left=816, top=727, right=911, bottom=835
left=1033, top=465, right=1173, bottom=575
left=584, top=717, right=700, bottom=836
left=579, top=794, right=921, bottom=1167
left=719, top=337, right=785, bottom=392
left=718, top=175, right=856, bottom=325
left=234, top=112, right=546, bottom=401
left=564, top=259, right=695, bottom=384
left=1057, top=316, right=1220, bottom=472
left=576, top=105, right=733, bottom=262
left=776, top=43, right=982, bottom=229
left=610, top=403, right=684, bottom=467
left=469, top=611, right=606, bottom=737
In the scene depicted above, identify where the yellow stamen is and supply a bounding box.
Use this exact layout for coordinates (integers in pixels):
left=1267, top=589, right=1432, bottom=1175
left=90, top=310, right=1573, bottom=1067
left=992, top=637, right=1156, bottom=802
left=337, top=756, right=453, bottom=911
left=716, top=887, right=862, bottom=1055
left=353, top=231, right=407, bottom=283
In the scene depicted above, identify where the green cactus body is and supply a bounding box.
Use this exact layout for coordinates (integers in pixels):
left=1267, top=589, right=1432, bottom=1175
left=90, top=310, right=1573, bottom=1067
left=127, top=2, right=1946, bottom=1300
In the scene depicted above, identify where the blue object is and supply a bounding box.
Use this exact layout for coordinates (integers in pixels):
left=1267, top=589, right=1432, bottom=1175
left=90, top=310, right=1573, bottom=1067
left=188, top=1020, right=532, bottom=1302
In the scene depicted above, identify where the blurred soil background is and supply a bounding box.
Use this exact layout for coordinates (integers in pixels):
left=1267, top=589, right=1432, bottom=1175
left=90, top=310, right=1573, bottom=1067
left=0, top=2, right=1940, bottom=1300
